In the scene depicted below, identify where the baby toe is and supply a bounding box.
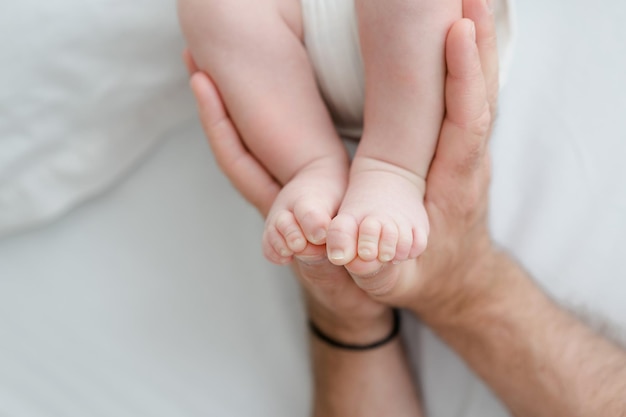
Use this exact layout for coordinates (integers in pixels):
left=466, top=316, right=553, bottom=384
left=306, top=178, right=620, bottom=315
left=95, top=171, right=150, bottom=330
left=275, top=210, right=307, bottom=253
left=326, top=214, right=359, bottom=266
left=293, top=200, right=331, bottom=245
left=378, top=221, right=399, bottom=263
left=357, top=216, right=382, bottom=262
left=393, top=224, right=414, bottom=262
left=262, top=225, right=293, bottom=265
left=408, top=226, right=428, bottom=259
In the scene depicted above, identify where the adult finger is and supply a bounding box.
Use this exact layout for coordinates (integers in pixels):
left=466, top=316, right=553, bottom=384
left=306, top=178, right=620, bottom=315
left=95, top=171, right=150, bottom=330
left=426, top=19, right=491, bottom=215
left=463, top=0, right=499, bottom=118
left=190, top=71, right=280, bottom=217
left=182, top=48, right=199, bottom=75
left=425, top=19, right=491, bottom=216
left=445, top=19, right=488, bottom=129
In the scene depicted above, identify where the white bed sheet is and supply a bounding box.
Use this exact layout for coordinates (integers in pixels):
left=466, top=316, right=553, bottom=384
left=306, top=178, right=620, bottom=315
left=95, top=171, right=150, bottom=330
left=1, top=0, right=626, bottom=416
left=0, top=0, right=196, bottom=237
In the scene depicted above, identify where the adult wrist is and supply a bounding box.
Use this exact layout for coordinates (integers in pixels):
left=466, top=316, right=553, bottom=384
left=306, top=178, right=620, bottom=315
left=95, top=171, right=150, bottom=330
left=310, top=309, right=401, bottom=350
left=412, top=244, right=512, bottom=328
left=423, top=249, right=552, bottom=343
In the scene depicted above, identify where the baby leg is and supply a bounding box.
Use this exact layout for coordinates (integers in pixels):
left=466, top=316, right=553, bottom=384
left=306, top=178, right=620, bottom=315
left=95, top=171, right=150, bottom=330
left=326, top=0, right=462, bottom=269
left=178, top=0, right=348, bottom=263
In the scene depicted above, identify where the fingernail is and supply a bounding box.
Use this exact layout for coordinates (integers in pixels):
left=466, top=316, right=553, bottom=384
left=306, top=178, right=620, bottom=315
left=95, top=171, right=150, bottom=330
left=469, top=21, right=476, bottom=42
left=329, top=250, right=345, bottom=261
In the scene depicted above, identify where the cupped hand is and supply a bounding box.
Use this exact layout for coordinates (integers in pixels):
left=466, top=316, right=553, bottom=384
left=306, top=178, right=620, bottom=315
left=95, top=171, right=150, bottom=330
left=184, top=0, right=500, bottom=333
left=345, top=0, right=501, bottom=322
left=183, top=49, right=390, bottom=343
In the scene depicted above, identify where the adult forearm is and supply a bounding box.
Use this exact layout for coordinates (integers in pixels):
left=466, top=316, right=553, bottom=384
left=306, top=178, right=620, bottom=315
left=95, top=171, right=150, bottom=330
left=422, top=252, right=626, bottom=417
left=308, top=304, right=423, bottom=417
left=311, top=337, right=422, bottom=417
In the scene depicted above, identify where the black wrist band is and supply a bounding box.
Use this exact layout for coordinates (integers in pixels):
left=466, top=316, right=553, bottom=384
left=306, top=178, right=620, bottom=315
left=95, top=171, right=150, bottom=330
left=308, top=309, right=401, bottom=351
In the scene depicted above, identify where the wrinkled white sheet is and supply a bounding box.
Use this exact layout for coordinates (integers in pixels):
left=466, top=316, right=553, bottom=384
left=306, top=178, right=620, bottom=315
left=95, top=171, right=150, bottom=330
left=0, top=0, right=195, bottom=237
left=1, top=0, right=625, bottom=416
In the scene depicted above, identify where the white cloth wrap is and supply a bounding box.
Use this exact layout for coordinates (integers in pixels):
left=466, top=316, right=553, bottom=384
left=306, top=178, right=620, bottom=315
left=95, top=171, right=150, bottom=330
left=301, top=0, right=516, bottom=138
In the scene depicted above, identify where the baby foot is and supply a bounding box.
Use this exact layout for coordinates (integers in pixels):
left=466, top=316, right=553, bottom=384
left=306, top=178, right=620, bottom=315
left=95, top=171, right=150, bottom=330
left=326, top=156, right=429, bottom=271
left=262, top=155, right=348, bottom=264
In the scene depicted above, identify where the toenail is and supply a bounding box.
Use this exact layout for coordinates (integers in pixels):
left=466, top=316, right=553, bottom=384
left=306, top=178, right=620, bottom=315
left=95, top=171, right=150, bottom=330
left=292, top=238, right=305, bottom=248
left=295, top=254, right=325, bottom=265
left=359, top=248, right=372, bottom=258
left=329, top=250, right=345, bottom=261
left=280, top=249, right=292, bottom=257
left=312, top=229, right=326, bottom=243
left=379, top=254, right=393, bottom=263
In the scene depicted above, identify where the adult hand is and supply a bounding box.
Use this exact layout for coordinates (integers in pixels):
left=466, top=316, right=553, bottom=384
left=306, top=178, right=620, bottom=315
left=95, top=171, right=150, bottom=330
left=184, top=5, right=626, bottom=417
left=183, top=49, right=391, bottom=345
left=184, top=0, right=499, bottom=327
left=342, top=0, right=501, bottom=323
left=185, top=0, right=498, bottom=324
left=184, top=22, right=426, bottom=417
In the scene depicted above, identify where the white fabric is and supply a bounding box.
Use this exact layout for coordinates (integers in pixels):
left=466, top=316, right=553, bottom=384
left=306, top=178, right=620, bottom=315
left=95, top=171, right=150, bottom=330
left=0, top=0, right=195, bottom=237
left=1, top=0, right=626, bottom=416
left=301, top=0, right=516, bottom=138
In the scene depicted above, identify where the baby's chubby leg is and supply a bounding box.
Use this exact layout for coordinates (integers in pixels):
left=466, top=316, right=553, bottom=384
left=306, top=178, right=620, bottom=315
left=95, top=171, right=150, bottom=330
left=178, top=0, right=349, bottom=263
left=326, top=0, right=461, bottom=270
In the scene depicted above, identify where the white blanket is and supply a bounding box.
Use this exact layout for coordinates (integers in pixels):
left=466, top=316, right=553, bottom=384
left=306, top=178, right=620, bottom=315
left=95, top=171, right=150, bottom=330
left=0, top=0, right=195, bottom=237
